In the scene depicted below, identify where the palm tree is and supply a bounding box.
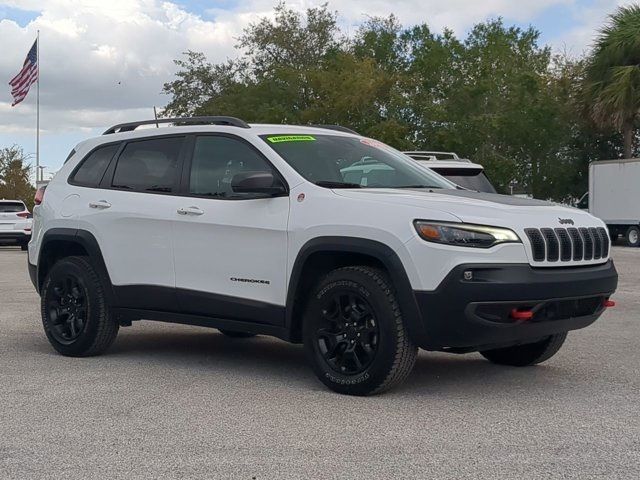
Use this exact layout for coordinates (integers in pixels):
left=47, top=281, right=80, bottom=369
left=584, top=5, right=640, bottom=158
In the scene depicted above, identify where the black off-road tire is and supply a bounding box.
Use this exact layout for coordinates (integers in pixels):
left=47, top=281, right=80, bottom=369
left=303, top=266, right=417, bottom=396
left=480, top=332, right=567, bottom=367
left=219, top=330, right=257, bottom=338
left=41, top=256, right=119, bottom=357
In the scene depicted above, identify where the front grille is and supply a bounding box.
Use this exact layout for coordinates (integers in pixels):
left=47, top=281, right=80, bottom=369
left=555, top=228, right=572, bottom=261
left=599, top=227, right=610, bottom=257
left=540, top=228, right=559, bottom=261
left=567, top=228, right=583, bottom=260
left=525, top=228, right=545, bottom=261
left=580, top=227, right=593, bottom=260
left=525, top=227, right=609, bottom=263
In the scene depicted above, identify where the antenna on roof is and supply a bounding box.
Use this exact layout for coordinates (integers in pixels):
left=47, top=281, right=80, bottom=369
left=153, top=106, right=159, bottom=128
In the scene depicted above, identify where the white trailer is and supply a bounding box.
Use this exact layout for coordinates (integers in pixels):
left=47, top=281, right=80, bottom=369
left=589, top=158, right=640, bottom=247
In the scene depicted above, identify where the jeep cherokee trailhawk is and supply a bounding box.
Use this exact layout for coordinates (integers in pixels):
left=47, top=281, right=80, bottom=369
left=28, top=116, right=618, bottom=395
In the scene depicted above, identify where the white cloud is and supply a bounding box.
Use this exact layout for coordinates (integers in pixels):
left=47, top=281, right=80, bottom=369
left=551, top=0, right=638, bottom=57
left=0, top=0, right=268, bottom=136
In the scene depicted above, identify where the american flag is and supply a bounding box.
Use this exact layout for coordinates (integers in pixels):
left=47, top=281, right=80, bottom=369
left=9, top=39, right=38, bottom=107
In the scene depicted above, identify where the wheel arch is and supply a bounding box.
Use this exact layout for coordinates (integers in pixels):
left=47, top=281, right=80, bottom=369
left=286, top=236, right=425, bottom=344
left=37, top=228, right=115, bottom=303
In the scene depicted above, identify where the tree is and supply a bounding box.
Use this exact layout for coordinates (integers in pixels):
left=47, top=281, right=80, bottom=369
left=584, top=5, right=640, bottom=158
left=162, top=2, right=630, bottom=201
left=0, top=145, right=36, bottom=210
left=162, top=51, right=222, bottom=117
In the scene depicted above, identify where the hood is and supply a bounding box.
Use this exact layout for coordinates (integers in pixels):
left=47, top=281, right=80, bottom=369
left=332, top=188, right=603, bottom=229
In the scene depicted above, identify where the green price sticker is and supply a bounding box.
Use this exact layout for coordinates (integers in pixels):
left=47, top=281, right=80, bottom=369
left=267, top=135, right=316, bottom=143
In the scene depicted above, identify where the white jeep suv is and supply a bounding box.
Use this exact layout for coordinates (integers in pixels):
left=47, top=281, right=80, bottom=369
left=28, top=117, right=618, bottom=395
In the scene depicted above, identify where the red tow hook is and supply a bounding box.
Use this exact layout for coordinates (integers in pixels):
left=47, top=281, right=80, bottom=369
left=510, top=309, right=534, bottom=321
left=603, top=299, right=616, bottom=308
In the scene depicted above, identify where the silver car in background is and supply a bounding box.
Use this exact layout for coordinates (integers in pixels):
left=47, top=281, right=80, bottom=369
left=0, top=200, right=32, bottom=250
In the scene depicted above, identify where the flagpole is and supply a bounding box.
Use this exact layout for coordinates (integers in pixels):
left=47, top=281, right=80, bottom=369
left=36, top=30, right=40, bottom=183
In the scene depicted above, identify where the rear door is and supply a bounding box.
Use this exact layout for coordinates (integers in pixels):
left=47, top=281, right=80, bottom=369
left=73, top=136, right=187, bottom=310
left=172, top=134, right=290, bottom=325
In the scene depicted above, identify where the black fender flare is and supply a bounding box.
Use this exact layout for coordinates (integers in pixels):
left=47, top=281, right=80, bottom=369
left=285, top=236, right=427, bottom=344
left=37, top=228, right=115, bottom=303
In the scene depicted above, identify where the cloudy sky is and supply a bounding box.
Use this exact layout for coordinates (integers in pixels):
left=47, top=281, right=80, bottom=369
left=0, top=0, right=636, bottom=178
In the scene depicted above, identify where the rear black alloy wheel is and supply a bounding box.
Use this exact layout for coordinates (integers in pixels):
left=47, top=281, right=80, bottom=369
left=47, top=275, right=88, bottom=344
left=303, top=266, right=417, bottom=396
left=41, top=256, right=119, bottom=357
left=315, top=291, right=379, bottom=376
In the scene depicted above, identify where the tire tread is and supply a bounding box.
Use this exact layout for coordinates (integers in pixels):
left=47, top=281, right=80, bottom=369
left=317, top=265, right=417, bottom=395
left=41, top=255, right=118, bottom=357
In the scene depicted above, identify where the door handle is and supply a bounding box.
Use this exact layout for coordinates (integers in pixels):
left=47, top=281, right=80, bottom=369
left=89, top=200, right=111, bottom=209
left=177, top=206, right=204, bottom=216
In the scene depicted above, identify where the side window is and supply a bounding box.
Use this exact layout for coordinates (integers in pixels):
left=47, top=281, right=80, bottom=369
left=70, top=144, right=118, bottom=187
left=189, top=136, right=275, bottom=197
left=112, top=137, right=183, bottom=193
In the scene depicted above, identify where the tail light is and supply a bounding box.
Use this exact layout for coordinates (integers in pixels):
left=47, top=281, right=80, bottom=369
left=16, top=211, right=30, bottom=218
left=34, top=185, right=47, bottom=206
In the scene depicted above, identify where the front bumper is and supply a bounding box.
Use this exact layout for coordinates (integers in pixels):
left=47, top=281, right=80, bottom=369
left=413, top=260, right=618, bottom=351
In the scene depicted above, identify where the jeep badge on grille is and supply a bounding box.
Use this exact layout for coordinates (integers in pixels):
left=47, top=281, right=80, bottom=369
left=558, top=218, right=575, bottom=225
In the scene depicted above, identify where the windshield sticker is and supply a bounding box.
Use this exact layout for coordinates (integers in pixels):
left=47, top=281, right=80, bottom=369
left=267, top=135, right=316, bottom=144
left=360, top=138, right=387, bottom=149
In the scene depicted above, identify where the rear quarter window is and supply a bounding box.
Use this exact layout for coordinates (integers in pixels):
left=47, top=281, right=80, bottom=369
left=70, top=144, right=120, bottom=187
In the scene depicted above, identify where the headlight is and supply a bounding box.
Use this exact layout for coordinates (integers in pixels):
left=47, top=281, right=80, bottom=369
left=413, top=220, right=521, bottom=248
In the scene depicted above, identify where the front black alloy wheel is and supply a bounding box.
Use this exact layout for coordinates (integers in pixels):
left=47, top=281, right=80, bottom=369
left=303, top=266, right=417, bottom=396
left=41, top=256, right=119, bottom=357
left=314, top=291, right=379, bottom=376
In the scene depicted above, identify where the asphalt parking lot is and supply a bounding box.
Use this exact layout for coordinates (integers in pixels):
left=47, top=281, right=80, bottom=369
left=1, top=247, right=639, bottom=479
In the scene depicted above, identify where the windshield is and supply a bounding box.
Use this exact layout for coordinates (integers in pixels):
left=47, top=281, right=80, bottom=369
left=429, top=167, right=496, bottom=193
left=261, top=134, right=454, bottom=189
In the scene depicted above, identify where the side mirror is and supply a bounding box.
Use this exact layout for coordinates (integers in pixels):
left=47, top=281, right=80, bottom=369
left=231, top=171, right=286, bottom=195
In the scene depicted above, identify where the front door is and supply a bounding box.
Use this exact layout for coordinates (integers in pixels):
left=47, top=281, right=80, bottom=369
left=173, top=135, right=290, bottom=325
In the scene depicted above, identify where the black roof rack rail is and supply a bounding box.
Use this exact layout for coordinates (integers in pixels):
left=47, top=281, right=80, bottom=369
left=309, top=124, right=359, bottom=135
left=103, top=116, right=251, bottom=135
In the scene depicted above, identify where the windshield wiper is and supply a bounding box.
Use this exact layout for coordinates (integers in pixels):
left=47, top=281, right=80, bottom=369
left=315, top=181, right=362, bottom=189
left=395, top=185, right=442, bottom=189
